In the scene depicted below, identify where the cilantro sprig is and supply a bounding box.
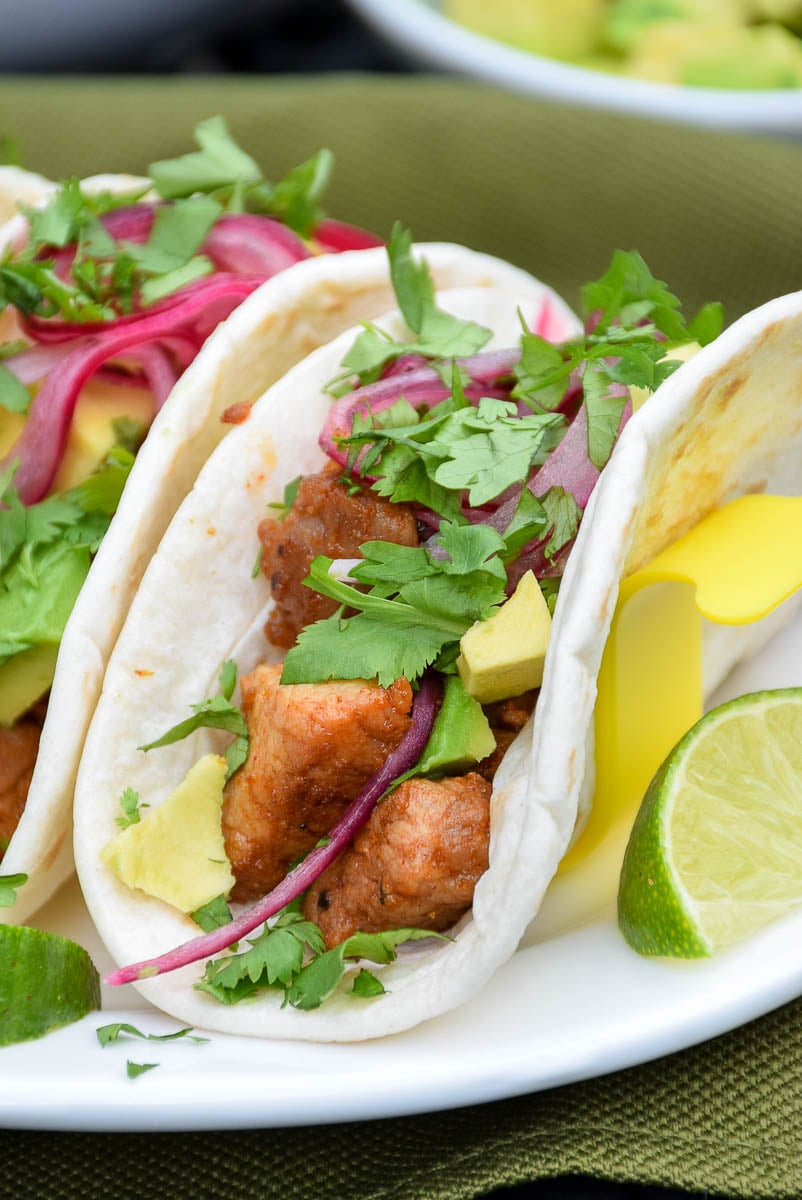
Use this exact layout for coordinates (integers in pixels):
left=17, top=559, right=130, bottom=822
left=327, top=223, right=492, bottom=392
left=281, top=517, right=546, bottom=688
left=0, top=873, right=27, bottom=907
left=196, top=900, right=442, bottom=1010
left=343, top=394, right=564, bottom=518
left=0, top=117, right=336, bottom=325
left=138, top=659, right=249, bottom=781
left=114, top=787, right=148, bottom=831
left=512, top=250, right=724, bottom=470
left=96, top=1023, right=208, bottom=1047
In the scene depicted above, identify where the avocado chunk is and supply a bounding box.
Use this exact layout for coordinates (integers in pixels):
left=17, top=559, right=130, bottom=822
left=445, top=0, right=606, bottom=60
left=0, top=544, right=90, bottom=726
left=0, top=643, right=59, bottom=727
left=101, top=755, right=235, bottom=914
left=0, top=925, right=100, bottom=1046
left=680, top=24, right=802, bottom=87
left=416, top=675, right=496, bottom=775
left=457, top=571, right=552, bottom=704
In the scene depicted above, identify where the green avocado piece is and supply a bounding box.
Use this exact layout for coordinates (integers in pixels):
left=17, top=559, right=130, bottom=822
left=604, top=0, right=743, bottom=53
left=416, top=675, right=496, bottom=776
left=445, top=0, right=606, bottom=60
left=457, top=570, right=552, bottom=704
left=680, top=24, right=802, bottom=87
left=0, top=543, right=90, bottom=724
left=0, top=925, right=100, bottom=1046
left=0, top=643, right=59, bottom=727
left=101, top=755, right=235, bottom=914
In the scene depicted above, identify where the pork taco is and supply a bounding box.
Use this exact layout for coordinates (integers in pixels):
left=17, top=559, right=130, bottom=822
left=72, top=236, right=750, bottom=1041
left=0, top=121, right=549, bottom=924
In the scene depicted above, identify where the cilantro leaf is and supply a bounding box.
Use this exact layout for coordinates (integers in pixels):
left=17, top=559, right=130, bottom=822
left=115, top=787, right=147, bottom=831
left=541, top=486, right=581, bottom=561
left=96, top=1023, right=208, bottom=1047
left=351, top=969, right=385, bottom=998
left=191, top=894, right=233, bottom=932
left=581, top=363, right=629, bottom=470
left=196, top=908, right=324, bottom=1005
left=148, top=116, right=262, bottom=201
left=430, top=399, right=564, bottom=506
left=138, top=660, right=248, bottom=781
left=282, top=610, right=451, bottom=688
left=0, top=363, right=31, bottom=414
left=126, top=1061, right=159, bottom=1079
left=387, top=222, right=434, bottom=333
left=687, top=301, right=724, bottom=347
left=0, top=873, right=27, bottom=907
left=218, top=659, right=237, bottom=702
left=269, top=148, right=333, bottom=238
left=582, top=249, right=688, bottom=343
left=287, top=928, right=441, bottom=1011
left=330, top=225, right=491, bottom=389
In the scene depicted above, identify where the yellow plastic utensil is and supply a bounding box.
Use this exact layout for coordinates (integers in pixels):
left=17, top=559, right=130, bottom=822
left=561, top=493, right=802, bottom=871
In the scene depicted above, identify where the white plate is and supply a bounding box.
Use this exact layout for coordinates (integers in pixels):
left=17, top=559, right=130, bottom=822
left=4, top=608, right=801, bottom=1132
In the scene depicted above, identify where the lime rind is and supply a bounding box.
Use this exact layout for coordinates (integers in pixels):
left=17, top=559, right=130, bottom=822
left=0, top=925, right=100, bottom=1046
left=619, top=751, right=712, bottom=958
left=618, top=688, right=802, bottom=959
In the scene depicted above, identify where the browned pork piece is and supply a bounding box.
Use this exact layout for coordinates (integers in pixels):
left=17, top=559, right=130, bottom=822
left=302, top=773, right=491, bottom=949
left=222, top=664, right=414, bottom=902
left=258, top=462, right=418, bottom=648
left=0, top=722, right=41, bottom=852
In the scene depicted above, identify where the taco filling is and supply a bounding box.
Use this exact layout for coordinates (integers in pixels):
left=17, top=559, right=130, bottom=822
left=101, top=233, right=719, bottom=1004
left=0, top=117, right=379, bottom=863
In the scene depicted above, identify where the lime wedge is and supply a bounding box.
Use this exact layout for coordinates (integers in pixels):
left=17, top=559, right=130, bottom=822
left=618, top=688, right=802, bottom=958
left=0, top=926, right=101, bottom=1045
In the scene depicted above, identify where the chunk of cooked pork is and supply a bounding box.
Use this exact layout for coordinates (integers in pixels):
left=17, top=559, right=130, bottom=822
left=222, top=664, right=413, bottom=902
left=258, top=463, right=418, bottom=648
left=0, top=722, right=41, bottom=854
left=302, top=772, right=491, bottom=949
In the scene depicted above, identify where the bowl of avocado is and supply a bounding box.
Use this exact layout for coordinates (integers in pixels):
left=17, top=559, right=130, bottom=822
left=345, top=0, right=802, bottom=133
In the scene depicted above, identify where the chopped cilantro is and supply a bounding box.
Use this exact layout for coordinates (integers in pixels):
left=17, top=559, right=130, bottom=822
left=266, top=474, right=302, bottom=519
left=148, top=118, right=332, bottom=238
left=328, top=223, right=491, bottom=390
left=126, top=1061, right=159, bottom=1079
left=541, top=486, right=581, bottom=562
left=114, top=787, right=147, bottom=831
left=196, top=905, right=324, bottom=1005
left=191, top=894, right=233, bottom=932
left=351, top=969, right=385, bottom=998
left=97, top=1023, right=208, bottom=1047
left=139, top=659, right=248, bottom=781
left=0, top=873, right=27, bottom=907
left=0, top=363, right=31, bottom=414
left=196, top=902, right=442, bottom=1010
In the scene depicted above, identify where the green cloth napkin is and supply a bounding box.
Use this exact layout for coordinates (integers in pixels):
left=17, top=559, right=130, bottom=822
left=1, top=76, right=801, bottom=1199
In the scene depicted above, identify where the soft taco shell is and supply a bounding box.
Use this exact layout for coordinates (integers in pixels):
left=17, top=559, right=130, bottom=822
left=3, top=236, right=567, bottom=924
left=73, top=285, right=581, bottom=1040
left=75, top=283, right=802, bottom=1042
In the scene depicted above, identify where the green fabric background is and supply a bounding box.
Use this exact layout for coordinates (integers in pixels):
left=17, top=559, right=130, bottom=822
left=1, top=76, right=801, bottom=1199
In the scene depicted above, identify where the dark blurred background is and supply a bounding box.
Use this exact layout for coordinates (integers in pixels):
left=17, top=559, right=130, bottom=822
left=0, top=0, right=399, bottom=74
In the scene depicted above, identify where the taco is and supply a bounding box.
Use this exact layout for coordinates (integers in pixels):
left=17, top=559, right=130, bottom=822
left=0, top=121, right=548, bottom=925
left=72, top=238, right=744, bottom=1041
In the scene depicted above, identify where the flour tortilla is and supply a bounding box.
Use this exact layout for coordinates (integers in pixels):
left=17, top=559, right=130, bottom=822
left=75, top=280, right=802, bottom=1041
left=2, top=229, right=569, bottom=926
